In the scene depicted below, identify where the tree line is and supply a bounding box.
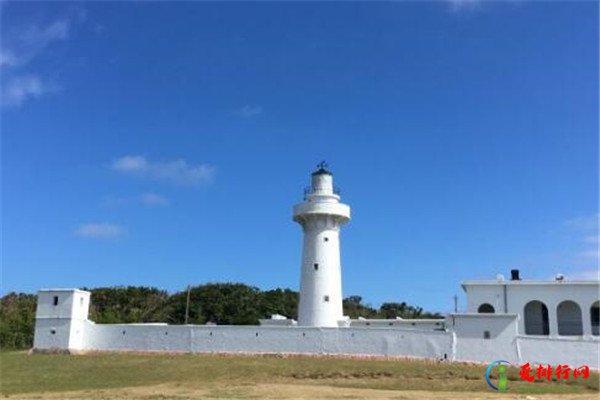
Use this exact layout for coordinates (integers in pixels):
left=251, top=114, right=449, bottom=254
left=0, top=283, right=441, bottom=349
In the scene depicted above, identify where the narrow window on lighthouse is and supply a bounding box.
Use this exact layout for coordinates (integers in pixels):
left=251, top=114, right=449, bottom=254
left=324, top=237, right=329, bottom=242
left=314, top=263, right=319, bottom=271
left=324, top=295, right=330, bottom=302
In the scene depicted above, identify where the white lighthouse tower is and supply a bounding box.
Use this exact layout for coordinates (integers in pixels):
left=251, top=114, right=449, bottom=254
left=293, top=162, right=351, bottom=327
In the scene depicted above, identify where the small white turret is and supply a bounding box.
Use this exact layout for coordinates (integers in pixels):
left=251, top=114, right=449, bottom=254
left=293, top=162, right=350, bottom=327
left=33, top=289, right=90, bottom=352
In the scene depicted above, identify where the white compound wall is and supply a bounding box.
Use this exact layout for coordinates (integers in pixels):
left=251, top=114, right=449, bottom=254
left=81, top=322, right=453, bottom=359
left=33, top=289, right=600, bottom=369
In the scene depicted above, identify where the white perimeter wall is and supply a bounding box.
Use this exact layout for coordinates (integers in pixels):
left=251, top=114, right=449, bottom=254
left=34, top=318, right=599, bottom=368
left=82, top=322, right=452, bottom=359
left=516, top=336, right=599, bottom=367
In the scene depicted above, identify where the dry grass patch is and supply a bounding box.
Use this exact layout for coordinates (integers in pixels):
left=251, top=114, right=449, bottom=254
left=0, top=351, right=597, bottom=398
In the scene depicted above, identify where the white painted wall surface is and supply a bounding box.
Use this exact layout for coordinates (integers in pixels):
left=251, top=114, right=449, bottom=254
left=463, top=281, right=600, bottom=337
left=41, top=320, right=598, bottom=369
left=350, top=319, right=445, bottom=330
left=33, top=289, right=90, bottom=351
left=35, top=289, right=90, bottom=321
left=33, top=318, right=73, bottom=350
left=82, top=322, right=452, bottom=359
left=516, top=336, right=600, bottom=368
left=449, top=314, right=521, bottom=364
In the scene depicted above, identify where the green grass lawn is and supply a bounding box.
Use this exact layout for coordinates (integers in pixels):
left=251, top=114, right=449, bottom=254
left=1, top=351, right=598, bottom=397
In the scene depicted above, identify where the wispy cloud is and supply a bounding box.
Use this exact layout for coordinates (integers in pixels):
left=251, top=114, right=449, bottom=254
left=566, top=214, right=598, bottom=260
left=1, top=7, right=85, bottom=108
left=111, top=155, right=215, bottom=186
left=236, top=104, right=263, bottom=118
left=141, top=193, right=169, bottom=206
left=578, top=249, right=599, bottom=259
left=568, top=269, right=599, bottom=281
left=101, top=193, right=170, bottom=208
left=446, top=0, right=484, bottom=12
left=75, top=223, right=126, bottom=239
left=564, top=214, right=598, bottom=231
left=2, top=75, right=59, bottom=107
left=514, top=213, right=598, bottom=277
left=1, top=18, right=71, bottom=68
left=584, top=235, right=599, bottom=244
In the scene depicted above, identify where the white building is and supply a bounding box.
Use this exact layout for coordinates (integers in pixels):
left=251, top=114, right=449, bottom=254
left=32, top=165, right=600, bottom=368
left=293, top=163, right=350, bottom=327
left=463, top=271, right=599, bottom=338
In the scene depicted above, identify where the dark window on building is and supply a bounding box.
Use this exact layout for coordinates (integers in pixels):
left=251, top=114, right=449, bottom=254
left=324, top=295, right=329, bottom=302
left=53, top=296, right=59, bottom=306
left=591, top=301, right=599, bottom=336
left=324, top=237, right=329, bottom=242
left=557, top=300, right=583, bottom=336
left=478, top=303, right=495, bottom=313
left=483, top=330, right=491, bottom=339
left=314, top=263, right=319, bottom=271
left=524, top=300, right=550, bottom=335
left=50, top=329, right=56, bottom=335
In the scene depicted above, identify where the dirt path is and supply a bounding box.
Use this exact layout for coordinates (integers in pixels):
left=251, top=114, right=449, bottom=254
left=7, top=383, right=599, bottom=400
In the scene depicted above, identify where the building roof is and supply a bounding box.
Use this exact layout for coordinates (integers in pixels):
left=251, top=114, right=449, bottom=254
left=38, top=288, right=91, bottom=293
left=461, top=280, right=599, bottom=291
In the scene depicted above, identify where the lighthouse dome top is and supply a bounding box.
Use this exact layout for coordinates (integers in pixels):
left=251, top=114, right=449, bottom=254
left=311, top=161, right=332, bottom=176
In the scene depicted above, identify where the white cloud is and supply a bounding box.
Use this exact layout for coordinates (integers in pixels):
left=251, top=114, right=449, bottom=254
left=1, top=19, right=71, bottom=68
left=1, top=75, right=58, bottom=107
left=578, top=249, right=599, bottom=260
left=0, top=49, right=19, bottom=68
left=447, top=0, right=482, bottom=11
left=563, top=214, right=600, bottom=264
left=141, top=193, right=169, bottom=206
left=564, top=213, right=598, bottom=231
left=563, top=213, right=599, bottom=263
left=75, top=223, right=126, bottom=239
left=1, top=8, right=85, bottom=108
left=568, top=269, right=599, bottom=281
left=112, top=155, right=148, bottom=173
left=236, top=104, right=263, bottom=118
left=111, top=155, right=215, bottom=186
left=101, top=193, right=170, bottom=208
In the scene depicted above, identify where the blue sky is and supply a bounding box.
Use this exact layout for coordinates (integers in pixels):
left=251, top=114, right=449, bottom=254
left=2, top=1, right=598, bottom=313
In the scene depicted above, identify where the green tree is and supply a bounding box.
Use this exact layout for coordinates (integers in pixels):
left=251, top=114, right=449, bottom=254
left=165, top=283, right=263, bottom=325
left=86, top=286, right=169, bottom=323
left=258, top=288, right=299, bottom=319
left=0, top=293, right=37, bottom=349
left=380, top=302, right=441, bottom=319
left=343, top=295, right=378, bottom=319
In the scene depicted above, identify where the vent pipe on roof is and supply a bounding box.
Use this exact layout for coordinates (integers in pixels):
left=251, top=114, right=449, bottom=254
left=510, top=269, right=521, bottom=281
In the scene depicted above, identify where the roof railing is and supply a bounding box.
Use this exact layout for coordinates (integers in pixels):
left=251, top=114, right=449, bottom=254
left=303, top=186, right=341, bottom=200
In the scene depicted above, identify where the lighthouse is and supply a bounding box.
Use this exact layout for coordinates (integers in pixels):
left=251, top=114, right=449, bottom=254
left=293, top=162, right=351, bottom=327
